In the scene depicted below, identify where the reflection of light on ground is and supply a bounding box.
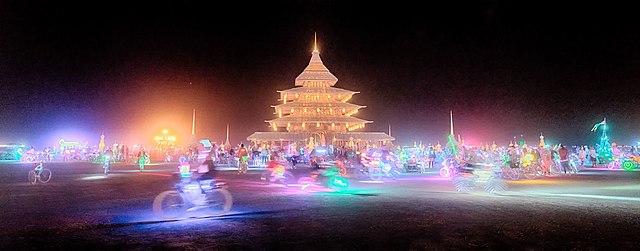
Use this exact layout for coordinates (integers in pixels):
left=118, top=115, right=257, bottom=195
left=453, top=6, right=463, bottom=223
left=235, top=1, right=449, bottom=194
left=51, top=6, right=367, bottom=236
left=114, top=209, right=252, bottom=229
left=138, top=172, right=172, bottom=177
left=318, top=189, right=380, bottom=196
left=508, top=179, right=561, bottom=185
left=358, top=180, right=384, bottom=184
left=111, top=170, right=172, bottom=176
left=538, top=193, right=640, bottom=202
left=404, top=176, right=451, bottom=181
left=116, top=170, right=154, bottom=173
left=80, top=175, right=109, bottom=180
left=603, top=184, right=640, bottom=190
left=580, top=168, right=640, bottom=173
left=509, top=191, right=640, bottom=203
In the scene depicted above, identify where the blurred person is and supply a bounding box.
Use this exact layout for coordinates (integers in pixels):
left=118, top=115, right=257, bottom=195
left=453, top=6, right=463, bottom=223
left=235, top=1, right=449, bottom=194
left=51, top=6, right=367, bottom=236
left=197, top=151, right=216, bottom=181
left=589, top=147, right=597, bottom=167
left=237, top=144, right=248, bottom=174
left=137, top=147, right=148, bottom=171
left=540, top=147, right=552, bottom=175
left=559, top=144, right=570, bottom=174
left=579, top=146, right=587, bottom=167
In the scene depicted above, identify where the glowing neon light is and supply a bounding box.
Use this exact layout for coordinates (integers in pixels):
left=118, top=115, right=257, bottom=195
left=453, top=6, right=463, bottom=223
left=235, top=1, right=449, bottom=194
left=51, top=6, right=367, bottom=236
left=330, top=177, right=349, bottom=188
left=522, top=153, right=534, bottom=167
left=622, top=160, right=635, bottom=171
left=447, top=134, right=458, bottom=157
left=179, top=164, right=191, bottom=178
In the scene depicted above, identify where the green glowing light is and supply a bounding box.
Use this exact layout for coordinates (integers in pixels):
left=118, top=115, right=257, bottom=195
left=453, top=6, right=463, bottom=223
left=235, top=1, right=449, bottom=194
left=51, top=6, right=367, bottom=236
left=329, top=177, right=349, bottom=188
left=622, top=160, right=635, bottom=171
left=447, top=134, right=458, bottom=157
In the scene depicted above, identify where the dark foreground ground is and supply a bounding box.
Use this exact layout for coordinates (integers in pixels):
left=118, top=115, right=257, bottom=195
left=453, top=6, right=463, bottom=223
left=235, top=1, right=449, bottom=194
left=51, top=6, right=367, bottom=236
left=1, top=161, right=640, bottom=250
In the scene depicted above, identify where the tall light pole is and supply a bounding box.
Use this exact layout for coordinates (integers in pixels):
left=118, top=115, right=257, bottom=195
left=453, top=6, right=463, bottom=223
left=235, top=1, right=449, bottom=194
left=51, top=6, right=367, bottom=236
left=192, top=108, right=196, bottom=139
left=163, top=129, right=168, bottom=143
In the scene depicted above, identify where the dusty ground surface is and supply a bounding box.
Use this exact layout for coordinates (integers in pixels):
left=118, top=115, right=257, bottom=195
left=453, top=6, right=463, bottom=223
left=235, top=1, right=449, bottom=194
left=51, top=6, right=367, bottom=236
left=1, top=161, right=640, bottom=250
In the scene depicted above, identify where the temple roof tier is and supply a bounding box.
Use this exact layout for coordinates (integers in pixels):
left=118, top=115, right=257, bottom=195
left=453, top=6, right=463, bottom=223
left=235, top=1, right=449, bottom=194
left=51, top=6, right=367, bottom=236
left=272, top=102, right=365, bottom=110
left=247, top=131, right=394, bottom=142
left=334, top=132, right=396, bottom=141
left=247, top=132, right=311, bottom=142
left=278, top=86, right=358, bottom=96
left=268, top=116, right=372, bottom=125
left=295, top=50, right=338, bottom=86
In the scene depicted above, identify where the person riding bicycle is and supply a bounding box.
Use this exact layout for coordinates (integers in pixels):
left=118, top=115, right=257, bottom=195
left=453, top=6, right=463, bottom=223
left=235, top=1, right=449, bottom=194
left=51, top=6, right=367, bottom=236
left=176, top=151, right=217, bottom=193
left=237, top=144, right=249, bottom=174
left=197, top=151, right=217, bottom=181
left=507, top=144, right=520, bottom=169
left=34, top=160, right=44, bottom=175
left=559, top=144, right=570, bottom=174
left=138, top=148, right=148, bottom=170
left=263, top=154, right=287, bottom=182
left=175, top=151, right=217, bottom=192
left=104, top=147, right=113, bottom=164
left=266, top=153, right=283, bottom=170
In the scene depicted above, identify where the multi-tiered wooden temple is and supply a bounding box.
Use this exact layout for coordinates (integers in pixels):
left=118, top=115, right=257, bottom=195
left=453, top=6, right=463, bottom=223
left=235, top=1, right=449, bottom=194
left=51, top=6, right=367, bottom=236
left=247, top=36, right=394, bottom=150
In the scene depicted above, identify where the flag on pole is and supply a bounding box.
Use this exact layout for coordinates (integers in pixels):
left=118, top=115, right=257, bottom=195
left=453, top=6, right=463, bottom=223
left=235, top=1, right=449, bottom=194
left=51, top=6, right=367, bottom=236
left=591, top=118, right=606, bottom=132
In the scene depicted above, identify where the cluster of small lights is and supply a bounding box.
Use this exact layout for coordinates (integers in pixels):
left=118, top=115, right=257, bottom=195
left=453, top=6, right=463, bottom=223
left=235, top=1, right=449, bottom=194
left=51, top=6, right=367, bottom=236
left=347, top=124, right=365, bottom=131
left=345, top=109, right=358, bottom=116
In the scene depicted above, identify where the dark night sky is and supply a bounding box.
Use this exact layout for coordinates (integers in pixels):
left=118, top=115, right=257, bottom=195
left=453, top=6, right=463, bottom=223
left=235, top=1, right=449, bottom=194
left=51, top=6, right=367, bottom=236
left=1, top=0, right=640, bottom=148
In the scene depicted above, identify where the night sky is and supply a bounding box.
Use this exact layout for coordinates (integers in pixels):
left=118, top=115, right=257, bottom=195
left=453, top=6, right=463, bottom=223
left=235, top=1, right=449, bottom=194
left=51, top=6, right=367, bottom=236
left=1, top=0, right=640, bottom=148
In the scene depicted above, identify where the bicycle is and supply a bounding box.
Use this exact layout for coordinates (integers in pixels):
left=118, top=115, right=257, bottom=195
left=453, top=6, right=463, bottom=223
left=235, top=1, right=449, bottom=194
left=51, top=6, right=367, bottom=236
left=103, top=156, right=111, bottom=175
left=238, top=156, right=248, bottom=174
left=453, top=164, right=506, bottom=194
left=261, top=161, right=296, bottom=186
left=28, top=162, right=52, bottom=185
left=153, top=178, right=233, bottom=219
left=138, top=155, right=149, bottom=171
left=297, top=165, right=349, bottom=192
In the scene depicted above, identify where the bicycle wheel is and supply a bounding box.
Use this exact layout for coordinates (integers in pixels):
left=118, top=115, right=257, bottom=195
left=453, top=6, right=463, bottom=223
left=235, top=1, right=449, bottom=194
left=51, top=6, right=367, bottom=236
left=523, top=167, right=536, bottom=180
left=549, top=162, right=561, bottom=176
left=453, top=176, right=476, bottom=193
left=439, top=167, right=449, bottom=178
left=28, top=170, right=37, bottom=185
left=205, top=188, right=233, bottom=216
left=484, top=177, right=507, bottom=194
left=297, top=177, right=316, bottom=191
left=505, top=168, right=519, bottom=180
left=339, top=167, right=347, bottom=176
left=534, top=165, right=544, bottom=177
left=39, top=169, right=52, bottom=183
left=369, top=167, right=382, bottom=181
left=354, top=168, right=367, bottom=180
left=281, top=171, right=296, bottom=186
left=260, top=170, right=271, bottom=184
left=152, top=191, right=186, bottom=219
left=569, top=162, right=579, bottom=174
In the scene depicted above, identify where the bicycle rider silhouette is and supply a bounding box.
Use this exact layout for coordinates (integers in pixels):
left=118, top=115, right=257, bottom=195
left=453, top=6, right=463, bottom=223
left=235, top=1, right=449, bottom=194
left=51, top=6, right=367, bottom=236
left=34, top=160, right=44, bottom=175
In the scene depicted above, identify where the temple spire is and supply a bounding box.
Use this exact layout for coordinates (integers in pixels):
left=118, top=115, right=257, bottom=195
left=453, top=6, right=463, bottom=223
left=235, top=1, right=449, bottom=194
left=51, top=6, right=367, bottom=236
left=226, top=124, right=229, bottom=143
left=313, top=32, right=318, bottom=53
left=191, top=108, right=196, bottom=136
left=450, top=110, right=454, bottom=136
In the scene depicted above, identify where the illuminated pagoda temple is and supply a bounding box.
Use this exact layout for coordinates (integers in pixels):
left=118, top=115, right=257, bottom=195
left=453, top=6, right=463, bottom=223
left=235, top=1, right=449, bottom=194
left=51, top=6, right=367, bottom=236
left=247, top=35, right=394, bottom=150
